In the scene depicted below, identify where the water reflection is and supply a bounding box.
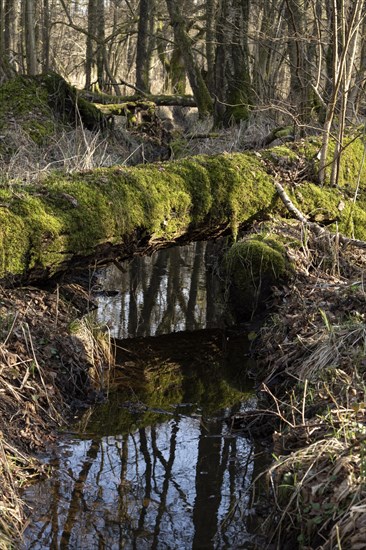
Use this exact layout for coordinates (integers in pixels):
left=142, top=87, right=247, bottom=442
left=23, top=410, right=256, bottom=549
left=23, top=330, right=261, bottom=549
left=95, top=241, right=226, bottom=339
left=22, top=241, right=267, bottom=548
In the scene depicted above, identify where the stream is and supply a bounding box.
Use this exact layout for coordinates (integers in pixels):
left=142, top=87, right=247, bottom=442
left=22, top=242, right=268, bottom=549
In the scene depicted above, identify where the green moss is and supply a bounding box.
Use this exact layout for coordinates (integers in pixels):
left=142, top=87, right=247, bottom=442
left=0, top=151, right=278, bottom=281
left=0, top=210, right=29, bottom=275
left=2, top=133, right=366, bottom=283
left=0, top=75, right=57, bottom=150
left=262, top=144, right=301, bottom=164
left=0, top=72, right=107, bottom=159
left=288, top=182, right=366, bottom=241
left=336, top=136, right=366, bottom=190
left=224, top=234, right=292, bottom=319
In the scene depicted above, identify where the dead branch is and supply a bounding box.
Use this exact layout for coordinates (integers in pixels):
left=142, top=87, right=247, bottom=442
left=274, top=178, right=366, bottom=250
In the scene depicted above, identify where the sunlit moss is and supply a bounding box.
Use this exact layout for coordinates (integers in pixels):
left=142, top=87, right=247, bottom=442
left=0, top=152, right=276, bottom=281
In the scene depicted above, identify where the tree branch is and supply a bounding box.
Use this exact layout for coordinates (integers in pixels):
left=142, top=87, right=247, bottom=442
left=274, top=178, right=366, bottom=250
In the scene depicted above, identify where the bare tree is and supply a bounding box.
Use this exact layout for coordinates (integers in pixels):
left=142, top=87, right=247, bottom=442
left=214, top=0, right=252, bottom=126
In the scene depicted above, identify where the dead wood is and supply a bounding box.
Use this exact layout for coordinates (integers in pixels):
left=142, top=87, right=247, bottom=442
left=274, top=178, right=366, bottom=250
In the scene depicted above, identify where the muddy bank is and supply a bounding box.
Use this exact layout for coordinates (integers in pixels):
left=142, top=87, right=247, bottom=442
left=0, top=283, right=111, bottom=547
left=248, top=222, right=366, bottom=549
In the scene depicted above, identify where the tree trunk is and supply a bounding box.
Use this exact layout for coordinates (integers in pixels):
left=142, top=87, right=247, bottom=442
left=95, top=0, right=105, bottom=91
left=214, top=0, right=252, bottom=126
left=4, top=0, right=18, bottom=61
left=85, top=0, right=97, bottom=90
left=42, top=0, right=50, bottom=71
left=285, top=0, right=313, bottom=130
left=205, top=0, right=216, bottom=94
left=24, top=0, right=38, bottom=75
left=165, top=0, right=213, bottom=118
left=135, top=0, right=151, bottom=93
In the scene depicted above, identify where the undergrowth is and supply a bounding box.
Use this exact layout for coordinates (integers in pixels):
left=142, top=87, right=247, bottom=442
left=252, top=222, right=366, bottom=549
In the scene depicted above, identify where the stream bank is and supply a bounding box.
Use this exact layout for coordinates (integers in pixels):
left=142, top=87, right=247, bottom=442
left=0, top=221, right=365, bottom=549
left=251, top=222, right=366, bottom=548
left=0, top=283, right=110, bottom=548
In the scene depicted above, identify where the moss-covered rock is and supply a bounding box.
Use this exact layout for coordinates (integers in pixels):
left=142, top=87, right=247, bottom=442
left=224, top=234, right=292, bottom=320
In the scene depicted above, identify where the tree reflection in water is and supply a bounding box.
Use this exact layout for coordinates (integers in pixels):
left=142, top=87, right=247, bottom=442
left=23, top=405, right=260, bottom=549
left=22, top=242, right=265, bottom=549
left=96, top=241, right=226, bottom=339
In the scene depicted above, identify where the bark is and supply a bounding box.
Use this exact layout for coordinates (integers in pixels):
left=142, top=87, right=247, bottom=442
left=135, top=0, right=151, bottom=93
left=205, top=0, right=216, bottom=94
left=285, top=0, right=313, bottom=129
left=42, top=0, right=50, bottom=71
left=214, top=0, right=252, bottom=126
left=95, top=0, right=105, bottom=90
left=85, top=0, right=97, bottom=90
left=165, top=0, right=213, bottom=118
left=4, top=0, right=17, bottom=59
left=24, top=0, right=38, bottom=75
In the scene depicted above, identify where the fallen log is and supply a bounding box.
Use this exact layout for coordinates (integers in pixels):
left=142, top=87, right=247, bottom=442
left=0, top=152, right=276, bottom=284
left=1, top=140, right=366, bottom=285
left=81, top=90, right=197, bottom=108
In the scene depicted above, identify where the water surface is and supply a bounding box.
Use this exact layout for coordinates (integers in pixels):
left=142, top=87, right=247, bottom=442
left=95, top=241, right=227, bottom=339
left=23, top=243, right=265, bottom=549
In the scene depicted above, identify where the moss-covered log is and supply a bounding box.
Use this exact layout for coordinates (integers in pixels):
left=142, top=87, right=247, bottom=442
left=1, top=135, right=366, bottom=285
left=81, top=91, right=197, bottom=108
left=0, top=152, right=275, bottom=284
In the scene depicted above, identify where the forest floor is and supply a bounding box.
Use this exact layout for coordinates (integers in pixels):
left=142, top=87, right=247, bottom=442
left=250, top=222, right=366, bottom=549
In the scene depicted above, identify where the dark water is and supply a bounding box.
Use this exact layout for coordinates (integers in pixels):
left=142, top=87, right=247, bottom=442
left=22, top=243, right=267, bottom=549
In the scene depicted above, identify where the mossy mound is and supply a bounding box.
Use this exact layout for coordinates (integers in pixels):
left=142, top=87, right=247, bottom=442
left=0, top=75, right=56, bottom=151
left=224, top=234, right=292, bottom=320
left=41, top=72, right=107, bottom=131
left=0, top=73, right=107, bottom=159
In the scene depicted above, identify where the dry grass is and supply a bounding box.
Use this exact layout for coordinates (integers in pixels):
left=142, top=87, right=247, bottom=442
left=0, top=123, right=134, bottom=185
left=252, top=222, right=366, bottom=549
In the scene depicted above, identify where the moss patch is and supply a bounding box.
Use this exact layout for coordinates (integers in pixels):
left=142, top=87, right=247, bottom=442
left=0, top=73, right=107, bottom=160
left=0, top=75, right=56, bottom=152
left=289, top=182, right=366, bottom=241
left=224, top=234, right=292, bottom=320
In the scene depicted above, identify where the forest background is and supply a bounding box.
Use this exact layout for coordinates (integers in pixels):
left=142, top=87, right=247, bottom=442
left=1, top=0, right=366, bottom=165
